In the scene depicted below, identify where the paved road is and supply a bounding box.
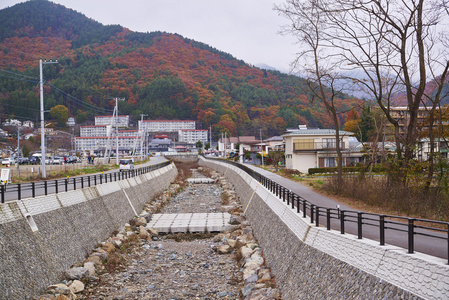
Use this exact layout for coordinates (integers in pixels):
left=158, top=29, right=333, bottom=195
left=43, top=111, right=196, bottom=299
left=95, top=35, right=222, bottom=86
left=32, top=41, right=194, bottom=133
left=1, top=156, right=168, bottom=202
left=243, top=163, right=448, bottom=261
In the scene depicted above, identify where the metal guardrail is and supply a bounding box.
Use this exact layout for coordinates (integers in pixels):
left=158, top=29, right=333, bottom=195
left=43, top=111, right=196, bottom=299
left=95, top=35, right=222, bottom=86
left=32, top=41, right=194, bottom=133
left=205, top=157, right=449, bottom=264
left=0, top=161, right=172, bottom=203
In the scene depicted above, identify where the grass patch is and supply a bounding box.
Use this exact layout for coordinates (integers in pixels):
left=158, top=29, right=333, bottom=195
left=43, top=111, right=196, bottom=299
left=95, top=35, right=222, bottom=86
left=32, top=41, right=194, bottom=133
left=165, top=232, right=216, bottom=242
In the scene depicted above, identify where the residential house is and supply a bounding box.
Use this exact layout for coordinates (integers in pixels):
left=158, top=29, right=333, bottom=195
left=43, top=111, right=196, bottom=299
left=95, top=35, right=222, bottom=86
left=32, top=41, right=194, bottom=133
left=218, top=136, right=260, bottom=158
left=282, top=126, right=359, bottom=173
left=265, top=136, right=284, bottom=152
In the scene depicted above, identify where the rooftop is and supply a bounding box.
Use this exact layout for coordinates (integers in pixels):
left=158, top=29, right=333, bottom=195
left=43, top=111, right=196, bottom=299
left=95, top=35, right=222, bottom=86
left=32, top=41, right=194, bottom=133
left=282, top=129, right=354, bottom=137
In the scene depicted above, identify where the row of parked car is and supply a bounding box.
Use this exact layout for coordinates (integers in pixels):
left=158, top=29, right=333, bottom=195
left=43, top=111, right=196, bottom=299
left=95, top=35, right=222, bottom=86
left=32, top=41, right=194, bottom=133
left=1, top=155, right=81, bottom=166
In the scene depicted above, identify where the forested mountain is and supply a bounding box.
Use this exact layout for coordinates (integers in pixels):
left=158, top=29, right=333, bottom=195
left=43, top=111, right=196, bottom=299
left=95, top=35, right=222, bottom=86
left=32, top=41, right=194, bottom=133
left=0, top=0, right=363, bottom=138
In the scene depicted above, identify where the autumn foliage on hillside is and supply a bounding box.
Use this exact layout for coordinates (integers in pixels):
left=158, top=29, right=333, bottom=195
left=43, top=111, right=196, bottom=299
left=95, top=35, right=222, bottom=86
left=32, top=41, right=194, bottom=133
left=0, top=0, right=364, bottom=138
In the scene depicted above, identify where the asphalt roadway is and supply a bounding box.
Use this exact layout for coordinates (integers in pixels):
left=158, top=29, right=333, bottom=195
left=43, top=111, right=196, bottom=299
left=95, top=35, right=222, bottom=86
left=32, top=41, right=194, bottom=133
left=243, top=163, right=448, bottom=262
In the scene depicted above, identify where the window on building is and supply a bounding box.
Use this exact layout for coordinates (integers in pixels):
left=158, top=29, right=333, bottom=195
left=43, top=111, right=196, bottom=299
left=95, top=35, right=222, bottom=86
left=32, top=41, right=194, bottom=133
left=294, top=139, right=314, bottom=150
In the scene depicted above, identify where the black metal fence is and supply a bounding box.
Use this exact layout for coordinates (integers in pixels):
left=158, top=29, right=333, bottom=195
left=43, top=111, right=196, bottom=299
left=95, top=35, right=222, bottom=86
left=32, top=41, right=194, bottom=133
left=0, top=161, right=172, bottom=203
left=206, top=157, right=449, bottom=264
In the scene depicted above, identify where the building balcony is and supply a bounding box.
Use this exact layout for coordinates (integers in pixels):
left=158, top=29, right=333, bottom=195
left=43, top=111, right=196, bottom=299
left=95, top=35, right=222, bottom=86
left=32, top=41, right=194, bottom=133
left=293, top=142, right=346, bottom=152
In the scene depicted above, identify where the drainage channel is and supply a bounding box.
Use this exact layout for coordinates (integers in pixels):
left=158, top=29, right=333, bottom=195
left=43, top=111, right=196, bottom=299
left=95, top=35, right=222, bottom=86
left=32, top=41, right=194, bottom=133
left=41, top=166, right=281, bottom=300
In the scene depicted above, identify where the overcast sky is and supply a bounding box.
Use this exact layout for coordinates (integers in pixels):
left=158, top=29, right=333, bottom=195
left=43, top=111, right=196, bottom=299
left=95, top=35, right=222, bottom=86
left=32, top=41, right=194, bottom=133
left=0, top=0, right=298, bottom=73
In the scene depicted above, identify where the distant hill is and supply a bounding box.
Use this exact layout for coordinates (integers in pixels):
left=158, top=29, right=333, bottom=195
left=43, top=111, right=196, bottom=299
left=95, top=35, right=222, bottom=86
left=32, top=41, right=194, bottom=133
left=0, top=0, right=363, bottom=138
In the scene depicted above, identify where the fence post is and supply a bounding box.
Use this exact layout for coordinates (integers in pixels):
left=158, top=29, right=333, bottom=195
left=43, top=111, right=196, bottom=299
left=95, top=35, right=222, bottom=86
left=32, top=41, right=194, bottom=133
left=94, top=175, right=97, bottom=185
left=357, top=212, right=363, bottom=239
left=291, top=193, right=295, bottom=209
left=379, top=215, right=385, bottom=245
left=296, top=197, right=300, bottom=213
left=65, top=178, right=68, bottom=192
left=73, top=178, right=76, bottom=190
left=100, top=173, right=103, bottom=184
left=88, top=176, right=91, bottom=187
left=44, top=181, right=48, bottom=195
left=114, top=172, right=117, bottom=181
left=17, top=183, right=21, bottom=200
left=311, top=204, right=315, bottom=223
left=303, top=200, right=306, bottom=218
left=32, top=182, right=35, bottom=198
left=327, top=208, right=331, bottom=230
left=315, top=206, right=320, bottom=227
left=286, top=190, right=290, bottom=205
left=408, top=218, right=415, bottom=254
left=55, top=180, right=58, bottom=194
left=81, top=177, right=84, bottom=189
left=1, top=184, right=4, bottom=203
left=340, top=211, right=345, bottom=234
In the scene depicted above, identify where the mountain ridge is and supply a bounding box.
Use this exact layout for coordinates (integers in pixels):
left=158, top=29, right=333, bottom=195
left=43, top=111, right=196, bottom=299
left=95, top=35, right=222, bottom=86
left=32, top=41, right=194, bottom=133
left=0, top=0, right=362, bottom=138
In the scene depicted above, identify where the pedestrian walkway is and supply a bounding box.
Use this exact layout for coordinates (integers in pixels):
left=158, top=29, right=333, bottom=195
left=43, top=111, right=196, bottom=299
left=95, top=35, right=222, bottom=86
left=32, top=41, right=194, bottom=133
left=147, top=212, right=232, bottom=233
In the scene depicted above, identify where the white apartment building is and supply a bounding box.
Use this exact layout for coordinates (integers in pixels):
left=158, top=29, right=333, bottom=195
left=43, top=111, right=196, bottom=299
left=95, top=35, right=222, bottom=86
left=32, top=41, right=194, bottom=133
left=80, top=125, right=111, bottom=137
left=139, top=120, right=195, bottom=132
left=75, top=136, right=141, bottom=152
left=95, top=115, right=129, bottom=128
left=178, top=129, right=208, bottom=144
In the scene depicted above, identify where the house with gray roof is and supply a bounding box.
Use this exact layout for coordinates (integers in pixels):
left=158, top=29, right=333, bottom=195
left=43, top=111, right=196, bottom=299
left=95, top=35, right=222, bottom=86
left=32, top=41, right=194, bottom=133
left=282, top=125, right=361, bottom=173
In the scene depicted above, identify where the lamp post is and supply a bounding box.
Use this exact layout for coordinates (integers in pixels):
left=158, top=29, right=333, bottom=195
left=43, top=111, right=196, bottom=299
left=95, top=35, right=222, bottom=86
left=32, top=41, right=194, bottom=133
left=40, top=59, right=58, bottom=178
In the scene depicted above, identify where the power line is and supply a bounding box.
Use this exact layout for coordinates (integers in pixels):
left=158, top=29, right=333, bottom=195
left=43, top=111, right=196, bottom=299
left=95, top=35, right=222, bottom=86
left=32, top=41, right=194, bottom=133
left=0, top=68, right=39, bottom=80
left=48, top=83, right=113, bottom=114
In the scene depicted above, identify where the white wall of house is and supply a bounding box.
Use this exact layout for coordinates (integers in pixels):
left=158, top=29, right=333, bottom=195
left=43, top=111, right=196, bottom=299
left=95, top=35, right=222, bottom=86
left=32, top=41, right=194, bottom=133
left=282, top=128, right=354, bottom=173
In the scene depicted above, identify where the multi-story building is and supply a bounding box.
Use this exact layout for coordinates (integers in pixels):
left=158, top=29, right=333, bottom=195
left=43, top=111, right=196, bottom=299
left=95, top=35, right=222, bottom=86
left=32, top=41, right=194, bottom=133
left=80, top=125, right=110, bottom=137
left=94, top=115, right=129, bottom=128
left=389, top=106, right=428, bottom=134
left=75, top=136, right=141, bottom=153
left=139, top=120, right=195, bottom=132
left=178, top=129, right=208, bottom=144
left=118, top=130, right=139, bottom=137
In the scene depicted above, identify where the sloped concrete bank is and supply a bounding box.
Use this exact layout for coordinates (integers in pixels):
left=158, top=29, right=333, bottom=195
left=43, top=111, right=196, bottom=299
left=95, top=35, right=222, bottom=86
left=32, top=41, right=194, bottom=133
left=199, top=157, right=449, bottom=300
left=0, top=163, right=177, bottom=299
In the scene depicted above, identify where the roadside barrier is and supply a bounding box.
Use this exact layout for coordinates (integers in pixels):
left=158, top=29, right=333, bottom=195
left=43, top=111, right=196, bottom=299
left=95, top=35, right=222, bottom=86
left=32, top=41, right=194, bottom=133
left=0, top=161, right=171, bottom=203
left=205, top=157, right=449, bottom=264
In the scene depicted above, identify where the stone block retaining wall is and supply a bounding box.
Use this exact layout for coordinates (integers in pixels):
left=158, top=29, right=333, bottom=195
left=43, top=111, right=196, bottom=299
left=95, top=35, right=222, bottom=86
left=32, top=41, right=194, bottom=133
left=0, top=163, right=177, bottom=299
left=199, top=157, right=449, bottom=300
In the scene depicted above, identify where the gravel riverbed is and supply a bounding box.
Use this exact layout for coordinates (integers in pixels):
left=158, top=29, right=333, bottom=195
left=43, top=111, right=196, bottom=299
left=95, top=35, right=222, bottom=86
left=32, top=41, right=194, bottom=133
left=38, top=165, right=281, bottom=300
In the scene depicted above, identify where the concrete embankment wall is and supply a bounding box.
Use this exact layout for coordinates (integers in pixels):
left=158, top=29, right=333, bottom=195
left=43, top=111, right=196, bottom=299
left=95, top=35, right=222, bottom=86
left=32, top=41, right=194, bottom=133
left=199, top=157, right=449, bottom=300
left=0, top=163, right=177, bottom=299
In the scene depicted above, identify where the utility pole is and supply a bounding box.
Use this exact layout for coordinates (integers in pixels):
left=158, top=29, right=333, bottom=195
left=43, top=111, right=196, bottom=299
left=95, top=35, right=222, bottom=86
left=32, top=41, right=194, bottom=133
left=260, top=128, right=264, bottom=168
left=40, top=59, right=58, bottom=178
left=209, top=125, right=212, bottom=150
left=113, top=98, right=125, bottom=165
left=16, top=125, right=20, bottom=177
left=139, top=114, right=148, bottom=161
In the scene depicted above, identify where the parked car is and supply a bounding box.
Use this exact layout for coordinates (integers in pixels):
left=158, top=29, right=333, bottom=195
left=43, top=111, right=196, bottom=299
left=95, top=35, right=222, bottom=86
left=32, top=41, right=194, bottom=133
left=18, top=157, right=28, bottom=165
left=28, top=156, right=41, bottom=165
left=52, top=156, right=64, bottom=165
left=1, top=157, right=16, bottom=166
left=119, top=159, right=134, bottom=171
